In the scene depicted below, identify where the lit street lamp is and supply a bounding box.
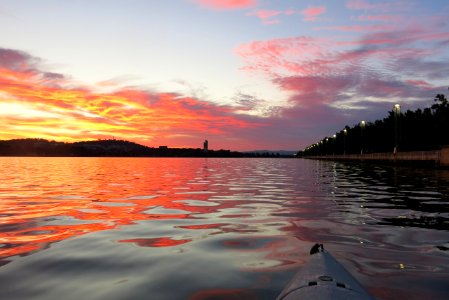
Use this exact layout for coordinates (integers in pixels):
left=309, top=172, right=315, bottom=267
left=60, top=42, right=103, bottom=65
left=394, top=104, right=400, bottom=154
left=360, top=120, right=366, bottom=155
left=343, top=129, right=347, bottom=155
left=320, top=140, right=323, bottom=156
left=332, top=134, right=336, bottom=155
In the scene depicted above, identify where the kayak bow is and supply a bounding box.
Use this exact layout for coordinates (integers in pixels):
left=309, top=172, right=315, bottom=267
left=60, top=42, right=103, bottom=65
left=277, top=244, right=375, bottom=300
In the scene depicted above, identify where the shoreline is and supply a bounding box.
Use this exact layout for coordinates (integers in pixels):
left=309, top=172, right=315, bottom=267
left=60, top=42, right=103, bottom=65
left=303, top=146, right=449, bottom=168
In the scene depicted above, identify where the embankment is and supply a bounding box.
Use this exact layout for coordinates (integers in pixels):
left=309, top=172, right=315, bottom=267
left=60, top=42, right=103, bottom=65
left=305, top=146, right=449, bottom=168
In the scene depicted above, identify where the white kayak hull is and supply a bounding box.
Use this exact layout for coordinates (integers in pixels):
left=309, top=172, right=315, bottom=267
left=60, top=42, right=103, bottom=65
left=277, top=246, right=375, bottom=300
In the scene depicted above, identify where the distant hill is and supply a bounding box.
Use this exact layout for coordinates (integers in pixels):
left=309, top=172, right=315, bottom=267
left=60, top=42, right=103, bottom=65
left=0, top=139, right=243, bottom=157
left=0, top=139, right=301, bottom=158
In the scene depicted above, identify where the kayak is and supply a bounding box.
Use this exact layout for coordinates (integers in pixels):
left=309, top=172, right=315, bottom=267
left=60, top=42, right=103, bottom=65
left=277, top=244, right=375, bottom=300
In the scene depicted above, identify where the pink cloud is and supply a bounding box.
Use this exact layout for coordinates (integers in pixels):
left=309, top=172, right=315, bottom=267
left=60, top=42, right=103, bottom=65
left=247, top=9, right=280, bottom=19
left=315, top=24, right=396, bottom=32
left=356, top=27, right=449, bottom=48
left=275, top=76, right=354, bottom=106
left=246, top=9, right=297, bottom=25
left=237, top=25, right=449, bottom=80
left=346, top=0, right=406, bottom=12
left=246, top=9, right=281, bottom=24
left=236, top=36, right=336, bottom=77
left=235, top=21, right=449, bottom=142
left=194, top=0, right=256, bottom=10
left=0, top=48, right=34, bottom=70
left=405, top=80, right=435, bottom=90
left=301, top=6, right=326, bottom=22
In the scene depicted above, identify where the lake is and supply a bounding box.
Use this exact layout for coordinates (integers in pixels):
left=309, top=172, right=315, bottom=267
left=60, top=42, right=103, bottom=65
left=0, top=157, right=448, bottom=299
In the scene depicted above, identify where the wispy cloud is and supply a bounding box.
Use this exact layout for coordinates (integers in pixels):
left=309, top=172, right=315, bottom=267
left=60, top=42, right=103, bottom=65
left=193, top=0, right=257, bottom=10
left=315, top=24, right=396, bottom=32
left=246, top=9, right=295, bottom=25
left=301, top=6, right=326, bottom=22
left=246, top=9, right=281, bottom=25
left=346, top=0, right=406, bottom=12
left=236, top=21, right=449, bottom=135
left=355, top=14, right=403, bottom=22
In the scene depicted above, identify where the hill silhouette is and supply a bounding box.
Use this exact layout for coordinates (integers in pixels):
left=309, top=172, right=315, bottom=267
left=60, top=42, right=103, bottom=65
left=0, top=139, right=244, bottom=157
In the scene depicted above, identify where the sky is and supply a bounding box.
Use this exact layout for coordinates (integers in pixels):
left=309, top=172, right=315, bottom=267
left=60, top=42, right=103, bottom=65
left=1, top=0, right=448, bottom=151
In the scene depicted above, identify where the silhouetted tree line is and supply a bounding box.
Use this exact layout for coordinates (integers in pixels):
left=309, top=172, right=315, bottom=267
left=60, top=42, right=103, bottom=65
left=0, top=139, right=245, bottom=157
left=300, top=89, right=449, bottom=156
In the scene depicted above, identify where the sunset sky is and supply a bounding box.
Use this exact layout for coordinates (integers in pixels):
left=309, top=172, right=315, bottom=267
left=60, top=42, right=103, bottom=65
left=1, top=0, right=449, bottom=151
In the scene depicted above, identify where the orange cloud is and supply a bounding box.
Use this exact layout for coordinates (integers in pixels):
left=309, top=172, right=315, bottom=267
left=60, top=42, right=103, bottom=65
left=0, top=48, right=260, bottom=149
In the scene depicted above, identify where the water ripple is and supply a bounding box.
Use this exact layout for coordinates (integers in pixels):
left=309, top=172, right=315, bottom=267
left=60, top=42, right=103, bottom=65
left=0, top=157, right=448, bottom=300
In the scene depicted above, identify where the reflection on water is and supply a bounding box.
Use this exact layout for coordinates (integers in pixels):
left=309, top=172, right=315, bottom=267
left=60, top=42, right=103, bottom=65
left=0, top=157, right=448, bottom=299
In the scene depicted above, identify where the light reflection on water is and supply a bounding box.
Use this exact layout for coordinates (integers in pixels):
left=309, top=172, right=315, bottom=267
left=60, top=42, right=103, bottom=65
left=0, top=157, right=448, bottom=300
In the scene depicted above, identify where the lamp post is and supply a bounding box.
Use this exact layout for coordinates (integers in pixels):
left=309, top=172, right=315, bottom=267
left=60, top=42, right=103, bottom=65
left=332, top=134, right=336, bottom=156
left=393, top=104, right=400, bottom=154
left=320, top=140, right=323, bottom=156
left=360, top=121, right=365, bottom=155
left=343, top=129, right=347, bottom=155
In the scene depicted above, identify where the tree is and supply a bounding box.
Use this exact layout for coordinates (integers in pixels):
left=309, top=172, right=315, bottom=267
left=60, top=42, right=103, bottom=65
left=302, top=88, right=449, bottom=155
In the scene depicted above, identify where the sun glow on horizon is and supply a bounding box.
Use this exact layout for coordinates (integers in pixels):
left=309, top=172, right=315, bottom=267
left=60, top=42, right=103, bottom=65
left=0, top=58, right=262, bottom=149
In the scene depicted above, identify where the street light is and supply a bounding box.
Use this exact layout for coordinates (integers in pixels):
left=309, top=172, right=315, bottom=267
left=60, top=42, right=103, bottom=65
left=320, top=140, right=323, bottom=156
left=394, top=104, right=400, bottom=154
left=360, top=121, right=366, bottom=155
left=343, top=129, right=347, bottom=155
left=332, top=134, right=337, bottom=155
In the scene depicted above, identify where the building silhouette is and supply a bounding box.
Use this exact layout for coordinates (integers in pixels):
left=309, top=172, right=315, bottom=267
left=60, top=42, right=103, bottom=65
left=203, top=140, right=208, bottom=153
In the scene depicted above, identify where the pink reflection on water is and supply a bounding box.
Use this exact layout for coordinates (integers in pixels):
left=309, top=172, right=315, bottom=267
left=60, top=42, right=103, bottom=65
left=1, top=157, right=448, bottom=300
left=0, top=157, right=253, bottom=261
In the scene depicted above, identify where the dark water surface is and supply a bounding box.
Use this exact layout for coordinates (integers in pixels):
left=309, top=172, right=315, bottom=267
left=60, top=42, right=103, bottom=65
left=0, top=157, right=448, bottom=299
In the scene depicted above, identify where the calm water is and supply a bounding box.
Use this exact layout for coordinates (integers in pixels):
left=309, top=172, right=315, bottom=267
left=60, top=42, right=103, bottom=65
left=0, top=157, right=448, bottom=300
